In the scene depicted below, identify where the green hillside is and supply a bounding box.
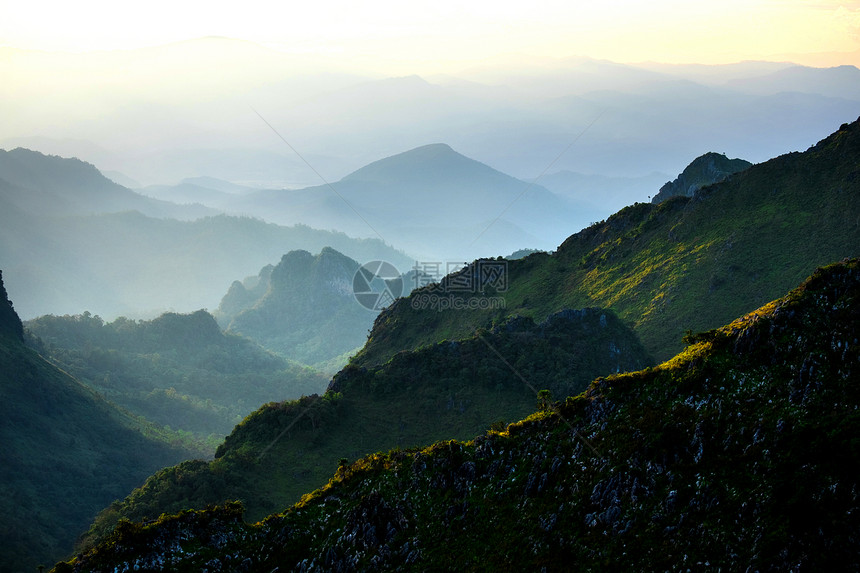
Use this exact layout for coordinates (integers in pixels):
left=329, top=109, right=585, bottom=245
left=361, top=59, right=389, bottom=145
left=58, top=258, right=860, bottom=571
left=354, top=117, right=860, bottom=367
left=0, top=271, right=198, bottom=573
left=26, top=310, right=329, bottom=441
left=78, top=306, right=652, bottom=547
left=67, top=117, right=860, bottom=558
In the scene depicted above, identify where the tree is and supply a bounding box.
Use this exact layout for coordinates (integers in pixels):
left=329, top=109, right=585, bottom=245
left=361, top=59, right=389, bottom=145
left=537, top=389, right=553, bottom=412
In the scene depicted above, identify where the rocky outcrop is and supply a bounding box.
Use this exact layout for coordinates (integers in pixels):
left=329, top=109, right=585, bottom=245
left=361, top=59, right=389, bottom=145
left=652, top=152, right=752, bottom=203
left=0, top=270, right=23, bottom=340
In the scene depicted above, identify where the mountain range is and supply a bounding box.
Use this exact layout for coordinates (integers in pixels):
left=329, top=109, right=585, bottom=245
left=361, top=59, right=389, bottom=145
left=79, top=304, right=653, bottom=543
left=354, top=117, right=860, bottom=367
left=61, top=118, right=860, bottom=568
left=0, top=148, right=214, bottom=220
left=1, top=58, right=857, bottom=566
left=0, top=149, right=411, bottom=319
left=6, top=40, right=858, bottom=189
left=57, top=256, right=860, bottom=571
left=218, top=143, right=587, bottom=261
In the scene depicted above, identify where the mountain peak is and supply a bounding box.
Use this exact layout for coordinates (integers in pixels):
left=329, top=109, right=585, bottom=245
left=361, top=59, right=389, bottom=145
left=4, top=147, right=111, bottom=187
left=270, top=247, right=357, bottom=291
left=652, top=151, right=752, bottom=203
left=221, top=247, right=371, bottom=365
left=341, top=143, right=488, bottom=185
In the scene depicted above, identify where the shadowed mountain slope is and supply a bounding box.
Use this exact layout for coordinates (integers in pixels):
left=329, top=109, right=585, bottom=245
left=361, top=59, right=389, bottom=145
left=58, top=258, right=860, bottom=571
left=25, top=310, right=329, bottom=439
left=0, top=271, right=196, bottom=572
left=75, top=306, right=652, bottom=547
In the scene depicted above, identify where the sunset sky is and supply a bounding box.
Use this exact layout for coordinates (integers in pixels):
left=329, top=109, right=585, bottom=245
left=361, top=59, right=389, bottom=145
left=2, top=0, right=859, bottom=71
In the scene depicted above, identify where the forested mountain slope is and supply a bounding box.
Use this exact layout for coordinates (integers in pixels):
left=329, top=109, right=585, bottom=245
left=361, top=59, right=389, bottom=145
left=59, top=258, right=860, bottom=571
left=0, top=271, right=197, bottom=572
left=26, top=310, right=329, bottom=440
left=77, top=306, right=652, bottom=546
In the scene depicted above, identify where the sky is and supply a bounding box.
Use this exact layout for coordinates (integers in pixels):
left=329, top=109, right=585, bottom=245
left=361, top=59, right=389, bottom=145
left=2, top=0, right=859, bottom=71
left=2, top=0, right=859, bottom=189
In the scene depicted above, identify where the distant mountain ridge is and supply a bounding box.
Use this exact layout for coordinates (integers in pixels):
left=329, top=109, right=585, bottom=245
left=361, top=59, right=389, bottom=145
left=5, top=46, right=860, bottom=187
left=540, top=170, right=668, bottom=216
left=0, top=148, right=413, bottom=319
left=0, top=148, right=214, bottom=220
left=227, top=143, right=575, bottom=260
left=652, top=152, right=752, bottom=203
left=726, top=64, right=860, bottom=99
left=343, top=143, right=513, bottom=186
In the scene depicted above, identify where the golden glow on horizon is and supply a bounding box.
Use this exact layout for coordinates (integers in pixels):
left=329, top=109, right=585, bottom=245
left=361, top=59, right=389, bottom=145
left=1, top=0, right=859, bottom=70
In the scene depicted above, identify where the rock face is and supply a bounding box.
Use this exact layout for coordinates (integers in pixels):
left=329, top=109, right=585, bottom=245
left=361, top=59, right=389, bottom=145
left=60, top=259, right=860, bottom=572
left=651, top=152, right=752, bottom=203
left=216, top=264, right=274, bottom=324
left=0, top=270, right=23, bottom=340
left=217, top=248, right=374, bottom=366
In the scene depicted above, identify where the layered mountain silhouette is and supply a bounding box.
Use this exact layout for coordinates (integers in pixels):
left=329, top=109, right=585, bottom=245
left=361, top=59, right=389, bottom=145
left=355, top=117, right=860, bottom=367
left=67, top=118, right=860, bottom=558
left=0, top=148, right=214, bottom=220
left=0, top=150, right=411, bottom=319
left=6, top=44, right=860, bottom=188
left=540, top=170, right=668, bottom=215
left=726, top=63, right=860, bottom=99
left=139, top=176, right=255, bottom=209
left=226, top=143, right=577, bottom=260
